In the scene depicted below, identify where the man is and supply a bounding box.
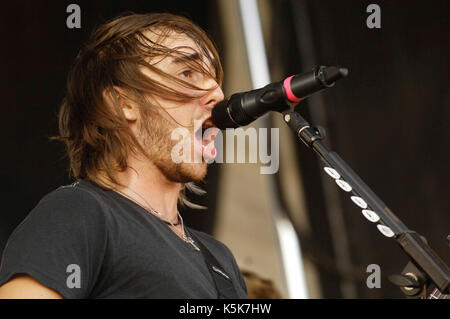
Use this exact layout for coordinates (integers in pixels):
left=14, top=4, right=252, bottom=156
left=0, top=12, right=248, bottom=299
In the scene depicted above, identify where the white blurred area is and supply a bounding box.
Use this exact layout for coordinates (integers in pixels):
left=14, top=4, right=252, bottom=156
left=213, top=0, right=321, bottom=299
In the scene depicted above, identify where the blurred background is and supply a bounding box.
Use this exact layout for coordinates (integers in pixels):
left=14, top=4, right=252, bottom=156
left=0, top=0, right=448, bottom=298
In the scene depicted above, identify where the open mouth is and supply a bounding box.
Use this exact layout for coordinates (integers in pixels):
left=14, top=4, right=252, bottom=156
left=194, top=117, right=219, bottom=160
left=194, top=117, right=217, bottom=142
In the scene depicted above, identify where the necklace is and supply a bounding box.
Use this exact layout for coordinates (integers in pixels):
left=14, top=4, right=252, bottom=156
left=113, top=187, right=200, bottom=251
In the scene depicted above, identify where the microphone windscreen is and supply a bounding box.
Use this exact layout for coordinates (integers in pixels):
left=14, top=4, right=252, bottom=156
left=211, top=100, right=239, bottom=130
left=322, top=66, right=349, bottom=85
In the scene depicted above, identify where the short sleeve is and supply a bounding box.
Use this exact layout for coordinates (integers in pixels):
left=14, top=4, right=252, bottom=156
left=0, top=186, right=109, bottom=298
left=218, top=241, right=248, bottom=297
left=228, top=249, right=248, bottom=296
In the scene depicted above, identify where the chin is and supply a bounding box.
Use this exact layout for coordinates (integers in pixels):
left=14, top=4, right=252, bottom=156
left=162, top=161, right=208, bottom=183
left=181, top=162, right=208, bottom=182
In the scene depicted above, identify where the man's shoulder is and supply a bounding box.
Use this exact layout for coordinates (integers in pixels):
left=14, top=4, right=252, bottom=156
left=26, top=180, right=111, bottom=225
left=40, top=180, right=108, bottom=208
left=188, top=228, right=233, bottom=256
left=187, top=227, right=246, bottom=294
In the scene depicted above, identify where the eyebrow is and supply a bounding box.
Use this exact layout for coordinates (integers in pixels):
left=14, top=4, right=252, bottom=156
left=172, top=52, right=217, bottom=71
left=172, top=52, right=202, bottom=64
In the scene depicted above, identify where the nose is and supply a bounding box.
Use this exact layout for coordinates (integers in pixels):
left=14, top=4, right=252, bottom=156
left=200, top=77, right=224, bottom=112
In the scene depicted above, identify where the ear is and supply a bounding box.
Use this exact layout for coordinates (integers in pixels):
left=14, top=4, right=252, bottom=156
left=102, top=86, right=138, bottom=122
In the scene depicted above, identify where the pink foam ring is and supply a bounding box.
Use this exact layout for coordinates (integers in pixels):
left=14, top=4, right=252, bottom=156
left=283, top=75, right=303, bottom=103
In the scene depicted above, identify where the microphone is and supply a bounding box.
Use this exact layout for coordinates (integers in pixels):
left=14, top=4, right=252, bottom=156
left=211, top=65, right=348, bottom=129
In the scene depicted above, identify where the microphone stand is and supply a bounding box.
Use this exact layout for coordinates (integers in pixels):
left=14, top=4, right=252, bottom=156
left=281, top=109, right=450, bottom=298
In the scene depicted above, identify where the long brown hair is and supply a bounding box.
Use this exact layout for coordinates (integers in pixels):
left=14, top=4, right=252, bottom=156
left=53, top=12, right=223, bottom=206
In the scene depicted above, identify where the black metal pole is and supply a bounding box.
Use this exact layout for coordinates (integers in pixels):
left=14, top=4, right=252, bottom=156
left=282, top=109, right=450, bottom=295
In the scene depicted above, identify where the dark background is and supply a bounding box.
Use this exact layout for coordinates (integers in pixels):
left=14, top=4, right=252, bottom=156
left=0, top=0, right=448, bottom=298
left=267, top=0, right=449, bottom=298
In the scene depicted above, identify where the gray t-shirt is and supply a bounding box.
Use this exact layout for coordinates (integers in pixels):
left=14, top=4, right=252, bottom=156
left=0, top=180, right=248, bottom=298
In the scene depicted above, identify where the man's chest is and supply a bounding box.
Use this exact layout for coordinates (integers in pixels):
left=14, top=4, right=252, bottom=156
left=91, top=224, right=218, bottom=298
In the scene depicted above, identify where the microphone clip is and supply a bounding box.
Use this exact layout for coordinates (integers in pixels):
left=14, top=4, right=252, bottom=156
left=316, top=65, right=336, bottom=88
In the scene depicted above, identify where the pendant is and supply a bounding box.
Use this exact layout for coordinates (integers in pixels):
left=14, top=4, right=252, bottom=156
left=184, top=236, right=201, bottom=251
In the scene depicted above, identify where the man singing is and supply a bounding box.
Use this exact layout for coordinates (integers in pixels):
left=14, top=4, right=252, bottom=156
left=0, top=12, right=248, bottom=299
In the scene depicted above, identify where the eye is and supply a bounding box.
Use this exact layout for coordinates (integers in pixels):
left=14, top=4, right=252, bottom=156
left=178, top=69, right=204, bottom=84
left=180, top=69, right=193, bottom=78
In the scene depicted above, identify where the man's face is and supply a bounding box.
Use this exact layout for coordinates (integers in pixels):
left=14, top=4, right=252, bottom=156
left=136, top=31, right=224, bottom=183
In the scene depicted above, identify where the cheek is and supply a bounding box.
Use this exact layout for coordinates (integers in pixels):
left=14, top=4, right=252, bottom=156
left=166, top=103, right=200, bottom=127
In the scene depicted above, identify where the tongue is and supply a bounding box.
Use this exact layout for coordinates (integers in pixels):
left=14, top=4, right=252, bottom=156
left=202, top=139, right=216, bottom=159
left=198, top=126, right=218, bottom=159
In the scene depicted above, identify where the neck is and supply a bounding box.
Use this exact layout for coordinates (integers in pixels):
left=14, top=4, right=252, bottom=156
left=104, top=156, right=181, bottom=223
